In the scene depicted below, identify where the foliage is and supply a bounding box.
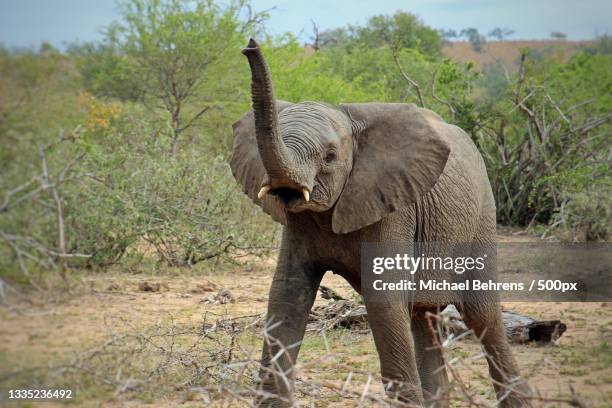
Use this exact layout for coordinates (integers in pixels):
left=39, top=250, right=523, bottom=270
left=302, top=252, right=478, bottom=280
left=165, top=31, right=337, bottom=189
left=0, top=44, right=81, bottom=160
left=550, top=31, right=567, bottom=40
left=74, top=0, right=263, bottom=155
left=353, top=12, right=442, bottom=56
left=554, top=185, right=610, bottom=241
left=67, top=103, right=276, bottom=267
left=474, top=51, right=611, bottom=230
left=79, top=91, right=122, bottom=131
left=439, top=29, right=458, bottom=43
left=1, top=2, right=610, bottom=287
left=314, top=43, right=478, bottom=111
left=0, top=92, right=276, bottom=284
left=585, top=34, right=612, bottom=55
left=460, top=27, right=486, bottom=53
left=478, top=60, right=509, bottom=100
left=262, top=36, right=376, bottom=104
left=316, top=11, right=442, bottom=57
left=488, top=27, right=515, bottom=41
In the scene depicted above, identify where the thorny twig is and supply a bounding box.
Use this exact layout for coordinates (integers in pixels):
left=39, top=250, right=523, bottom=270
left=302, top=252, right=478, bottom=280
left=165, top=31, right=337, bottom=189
left=0, top=127, right=90, bottom=285
left=2, top=301, right=593, bottom=407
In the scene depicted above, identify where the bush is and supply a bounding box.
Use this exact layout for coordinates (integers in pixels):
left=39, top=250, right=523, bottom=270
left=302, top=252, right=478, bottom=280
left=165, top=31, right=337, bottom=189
left=65, top=100, right=277, bottom=267
left=557, top=188, right=611, bottom=241
left=475, top=51, right=611, bottom=229
left=1, top=98, right=278, bottom=282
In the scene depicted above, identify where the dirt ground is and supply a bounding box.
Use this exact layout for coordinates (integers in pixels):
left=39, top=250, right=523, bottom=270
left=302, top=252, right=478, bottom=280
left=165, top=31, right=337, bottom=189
left=1, top=233, right=611, bottom=407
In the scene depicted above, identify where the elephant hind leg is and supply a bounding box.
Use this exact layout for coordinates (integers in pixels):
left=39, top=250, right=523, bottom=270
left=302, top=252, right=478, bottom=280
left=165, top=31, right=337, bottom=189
left=458, top=303, right=532, bottom=407
left=411, top=308, right=450, bottom=408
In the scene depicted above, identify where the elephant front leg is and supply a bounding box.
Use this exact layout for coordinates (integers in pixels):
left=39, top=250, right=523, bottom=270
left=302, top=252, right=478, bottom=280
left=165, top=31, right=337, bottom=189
left=256, top=260, right=323, bottom=407
left=411, top=308, right=450, bottom=407
left=364, top=301, right=425, bottom=405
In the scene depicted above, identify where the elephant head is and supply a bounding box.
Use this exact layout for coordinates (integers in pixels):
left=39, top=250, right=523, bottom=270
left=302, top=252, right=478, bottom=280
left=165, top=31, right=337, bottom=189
left=231, top=39, right=451, bottom=234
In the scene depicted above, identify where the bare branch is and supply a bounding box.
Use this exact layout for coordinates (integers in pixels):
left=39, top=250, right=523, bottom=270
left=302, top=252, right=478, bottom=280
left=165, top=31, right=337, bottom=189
left=392, top=47, right=425, bottom=108
left=176, top=105, right=214, bottom=135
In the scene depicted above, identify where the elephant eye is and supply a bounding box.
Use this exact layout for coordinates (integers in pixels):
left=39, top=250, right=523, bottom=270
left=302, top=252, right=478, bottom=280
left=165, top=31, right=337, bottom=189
left=324, top=151, right=337, bottom=163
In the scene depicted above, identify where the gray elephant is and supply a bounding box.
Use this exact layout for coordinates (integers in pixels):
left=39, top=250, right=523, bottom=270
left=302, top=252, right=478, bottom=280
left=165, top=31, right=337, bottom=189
left=230, top=39, right=530, bottom=407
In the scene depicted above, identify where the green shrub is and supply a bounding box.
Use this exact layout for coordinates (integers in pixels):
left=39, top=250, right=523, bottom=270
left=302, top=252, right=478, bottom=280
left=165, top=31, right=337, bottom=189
left=560, top=188, right=611, bottom=241
left=65, top=101, right=278, bottom=267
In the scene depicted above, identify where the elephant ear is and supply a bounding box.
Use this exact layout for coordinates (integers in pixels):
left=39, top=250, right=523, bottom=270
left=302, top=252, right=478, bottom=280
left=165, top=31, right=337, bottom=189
left=332, top=103, right=451, bottom=234
left=230, top=100, right=293, bottom=225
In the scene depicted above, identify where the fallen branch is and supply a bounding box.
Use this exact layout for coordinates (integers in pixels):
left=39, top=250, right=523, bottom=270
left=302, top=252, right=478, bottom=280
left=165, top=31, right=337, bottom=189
left=441, top=305, right=567, bottom=344
left=309, top=290, right=566, bottom=344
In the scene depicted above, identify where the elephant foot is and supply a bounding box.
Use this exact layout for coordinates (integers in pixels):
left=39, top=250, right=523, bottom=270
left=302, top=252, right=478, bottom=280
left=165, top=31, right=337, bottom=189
left=255, top=399, right=291, bottom=408
left=424, top=394, right=450, bottom=408
left=255, top=381, right=293, bottom=408
left=497, top=380, right=533, bottom=408
left=383, top=380, right=426, bottom=407
left=255, top=393, right=292, bottom=408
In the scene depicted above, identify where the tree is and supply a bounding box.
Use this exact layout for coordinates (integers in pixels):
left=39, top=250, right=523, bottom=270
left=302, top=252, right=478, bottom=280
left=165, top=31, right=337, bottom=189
left=316, top=27, right=352, bottom=49
left=264, top=37, right=375, bottom=104
left=460, top=27, right=486, bottom=52
left=550, top=31, right=567, bottom=40
left=439, top=29, right=458, bottom=46
left=488, top=27, right=515, bottom=41
left=440, top=29, right=458, bottom=39
left=314, top=11, right=442, bottom=56
left=356, top=11, right=442, bottom=56
left=77, top=0, right=265, bottom=155
left=585, top=34, right=612, bottom=55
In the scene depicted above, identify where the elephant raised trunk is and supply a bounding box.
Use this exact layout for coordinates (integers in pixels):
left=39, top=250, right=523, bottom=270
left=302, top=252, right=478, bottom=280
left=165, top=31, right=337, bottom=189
left=242, top=39, right=292, bottom=181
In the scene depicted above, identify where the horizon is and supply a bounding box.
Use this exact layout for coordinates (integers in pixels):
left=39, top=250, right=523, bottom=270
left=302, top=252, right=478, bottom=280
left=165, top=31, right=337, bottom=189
left=0, top=0, right=610, bottom=51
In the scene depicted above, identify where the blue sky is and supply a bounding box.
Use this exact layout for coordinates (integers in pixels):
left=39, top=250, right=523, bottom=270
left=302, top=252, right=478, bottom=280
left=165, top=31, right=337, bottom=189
left=1, top=0, right=610, bottom=50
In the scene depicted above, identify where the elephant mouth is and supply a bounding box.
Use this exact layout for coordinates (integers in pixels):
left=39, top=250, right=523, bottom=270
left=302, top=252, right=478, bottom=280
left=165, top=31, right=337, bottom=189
left=260, top=184, right=323, bottom=212
left=271, top=187, right=306, bottom=208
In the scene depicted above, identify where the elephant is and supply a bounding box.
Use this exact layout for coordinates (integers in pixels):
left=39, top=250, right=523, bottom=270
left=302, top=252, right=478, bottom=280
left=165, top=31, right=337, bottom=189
left=230, top=39, right=531, bottom=407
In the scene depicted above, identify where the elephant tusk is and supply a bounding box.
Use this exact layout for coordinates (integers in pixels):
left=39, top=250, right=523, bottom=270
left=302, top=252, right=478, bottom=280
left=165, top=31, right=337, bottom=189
left=257, top=185, right=271, bottom=199
left=302, top=188, right=310, bottom=202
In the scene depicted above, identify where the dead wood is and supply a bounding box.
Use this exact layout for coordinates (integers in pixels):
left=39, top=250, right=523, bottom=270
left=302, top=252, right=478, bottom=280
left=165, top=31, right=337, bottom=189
left=309, top=289, right=566, bottom=344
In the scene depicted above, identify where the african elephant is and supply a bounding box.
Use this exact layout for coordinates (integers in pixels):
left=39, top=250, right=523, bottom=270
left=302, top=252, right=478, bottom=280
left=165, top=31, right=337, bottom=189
left=230, top=39, right=531, bottom=407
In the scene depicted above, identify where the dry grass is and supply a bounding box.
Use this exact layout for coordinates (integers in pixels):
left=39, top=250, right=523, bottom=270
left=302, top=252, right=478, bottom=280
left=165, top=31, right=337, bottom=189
left=1, top=237, right=611, bottom=406
left=442, top=40, right=592, bottom=69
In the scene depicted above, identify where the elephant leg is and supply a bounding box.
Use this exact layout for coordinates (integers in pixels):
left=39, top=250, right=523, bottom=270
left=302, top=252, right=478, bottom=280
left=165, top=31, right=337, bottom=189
left=411, top=308, right=450, bottom=407
left=459, top=303, right=532, bottom=407
left=364, top=301, right=425, bottom=405
left=256, top=249, right=323, bottom=407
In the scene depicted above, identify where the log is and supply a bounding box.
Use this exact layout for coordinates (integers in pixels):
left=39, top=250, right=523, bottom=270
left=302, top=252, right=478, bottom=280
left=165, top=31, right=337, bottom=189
left=440, top=305, right=567, bottom=344
left=309, top=290, right=566, bottom=344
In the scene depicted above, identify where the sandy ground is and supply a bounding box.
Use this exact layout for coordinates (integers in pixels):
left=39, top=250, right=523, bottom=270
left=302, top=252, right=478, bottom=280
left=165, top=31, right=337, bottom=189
left=1, top=233, right=611, bottom=407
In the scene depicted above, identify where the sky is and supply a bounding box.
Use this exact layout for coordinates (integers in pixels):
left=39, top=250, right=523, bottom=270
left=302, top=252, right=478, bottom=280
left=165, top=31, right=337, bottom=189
left=0, top=0, right=610, bottom=50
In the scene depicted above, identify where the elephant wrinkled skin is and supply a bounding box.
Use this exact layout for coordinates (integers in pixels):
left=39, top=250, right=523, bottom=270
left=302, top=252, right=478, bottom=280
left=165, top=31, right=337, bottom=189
left=230, top=39, right=531, bottom=407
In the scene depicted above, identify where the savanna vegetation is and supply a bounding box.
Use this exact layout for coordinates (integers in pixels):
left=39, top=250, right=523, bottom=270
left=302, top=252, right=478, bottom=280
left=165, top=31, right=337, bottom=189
left=2, top=0, right=609, bottom=288
left=0, top=1, right=610, bottom=405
